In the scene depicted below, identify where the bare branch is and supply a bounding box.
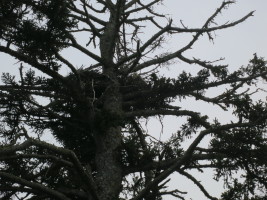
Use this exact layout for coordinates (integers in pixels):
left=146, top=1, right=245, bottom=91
left=125, top=0, right=163, bottom=15
left=67, top=4, right=106, bottom=26
left=138, top=1, right=165, bottom=18
left=86, top=3, right=107, bottom=13
left=63, top=33, right=104, bottom=64
left=54, top=52, right=80, bottom=78
left=131, top=9, right=254, bottom=71
left=118, top=22, right=172, bottom=66
left=81, top=0, right=102, bottom=37
left=177, top=170, right=218, bottom=200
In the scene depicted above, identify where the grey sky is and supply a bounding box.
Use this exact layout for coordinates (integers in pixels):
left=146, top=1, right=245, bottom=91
left=0, top=1, right=266, bottom=200
left=144, top=1, right=267, bottom=199
left=167, top=1, right=267, bottom=65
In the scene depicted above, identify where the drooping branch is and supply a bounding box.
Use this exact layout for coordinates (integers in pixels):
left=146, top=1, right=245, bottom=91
left=131, top=119, right=154, bottom=185
left=177, top=170, right=218, bottom=200
left=0, top=136, right=99, bottom=200
left=54, top=51, right=81, bottom=84
left=125, top=109, right=210, bottom=127
left=0, top=172, right=71, bottom=200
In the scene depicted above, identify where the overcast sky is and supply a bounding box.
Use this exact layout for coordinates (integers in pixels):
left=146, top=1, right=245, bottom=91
left=155, top=1, right=267, bottom=199
left=166, top=0, right=267, bottom=63
left=0, top=1, right=267, bottom=200
left=156, top=0, right=267, bottom=131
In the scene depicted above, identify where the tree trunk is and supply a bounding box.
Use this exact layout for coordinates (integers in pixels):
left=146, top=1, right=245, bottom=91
left=94, top=69, right=123, bottom=200
left=95, top=126, right=122, bottom=200
left=94, top=5, right=123, bottom=198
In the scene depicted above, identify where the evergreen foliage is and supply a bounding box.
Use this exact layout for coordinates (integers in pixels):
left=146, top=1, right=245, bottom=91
left=0, top=1, right=266, bottom=200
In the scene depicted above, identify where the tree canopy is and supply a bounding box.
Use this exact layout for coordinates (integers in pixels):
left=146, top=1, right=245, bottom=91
left=0, top=0, right=266, bottom=200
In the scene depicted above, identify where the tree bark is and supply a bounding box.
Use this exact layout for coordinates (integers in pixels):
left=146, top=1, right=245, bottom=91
left=95, top=4, right=123, bottom=195
left=94, top=79, right=123, bottom=200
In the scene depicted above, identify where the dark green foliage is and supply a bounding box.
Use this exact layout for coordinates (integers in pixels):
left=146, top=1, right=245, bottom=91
left=0, top=1, right=266, bottom=200
left=1, top=56, right=267, bottom=200
left=0, top=0, right=77, bottom=70
left=221, top=179, right=266, bottom=200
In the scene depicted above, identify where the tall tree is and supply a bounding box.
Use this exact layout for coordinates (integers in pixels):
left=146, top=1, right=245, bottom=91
left=0, top=1, right=266, bottom=200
